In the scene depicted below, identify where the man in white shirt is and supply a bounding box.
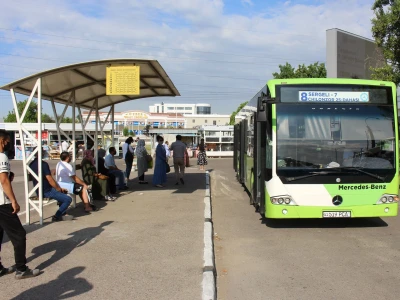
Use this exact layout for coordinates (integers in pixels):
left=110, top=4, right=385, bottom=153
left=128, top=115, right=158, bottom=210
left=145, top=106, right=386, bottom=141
left=56, top=152, right=93, bottom=213
left=61, top=140, right=69, bottom=152
left=122, top=137, right=135, bottom=180
left=105, top=147, right=128, bottom=190
left=0, top=130, right=39, bottom=279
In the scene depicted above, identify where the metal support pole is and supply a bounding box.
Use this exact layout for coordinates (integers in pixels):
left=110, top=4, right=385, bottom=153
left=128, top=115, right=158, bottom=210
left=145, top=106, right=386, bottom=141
left=37, top=79, right=43, bottom=225
left=11, top=78, right=43, bottom=225
left=95, top=99, right=99, bottom=157
left=72, top=92, right=76, bottom=208
left=111, top=105, right=115, bottom=152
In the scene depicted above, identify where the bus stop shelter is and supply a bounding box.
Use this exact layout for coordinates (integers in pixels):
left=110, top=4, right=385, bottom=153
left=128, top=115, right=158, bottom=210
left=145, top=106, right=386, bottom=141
left=0, top=59, right=180, bottom=225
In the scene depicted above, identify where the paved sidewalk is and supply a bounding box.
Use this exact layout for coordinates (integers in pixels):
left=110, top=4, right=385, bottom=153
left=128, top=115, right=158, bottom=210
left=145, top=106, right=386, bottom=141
left=1, top=160, right=205, bottom=300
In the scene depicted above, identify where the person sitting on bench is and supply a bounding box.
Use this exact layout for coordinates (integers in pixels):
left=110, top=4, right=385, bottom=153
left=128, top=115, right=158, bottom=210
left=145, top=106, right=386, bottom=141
left=29, top=149, right=73, bottom=222
left=56, top=152, right=93, bottom=213
left=104, top=147, right=128, bottom=191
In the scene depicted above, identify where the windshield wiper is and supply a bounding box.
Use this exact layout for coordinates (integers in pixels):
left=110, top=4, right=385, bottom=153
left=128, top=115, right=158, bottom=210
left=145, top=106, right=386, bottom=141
left=285, top=167, right=386, bottom=183
left=332, top=167, right=386, bottom=182
left=285, top=171, right=340, bottom=182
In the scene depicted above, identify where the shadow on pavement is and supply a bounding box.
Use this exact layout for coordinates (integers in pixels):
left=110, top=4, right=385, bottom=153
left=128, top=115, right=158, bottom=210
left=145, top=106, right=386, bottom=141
left=65, top=200, right=108, bottom=218
left=125, top=173, right=206, bottom=194
left=261, top=215, right=388, bottom=228
left=11, top=266, right=93, bottom=300
left=3, top=201, right=110, bottom=242
left=27, top=221, right=113, bottom=271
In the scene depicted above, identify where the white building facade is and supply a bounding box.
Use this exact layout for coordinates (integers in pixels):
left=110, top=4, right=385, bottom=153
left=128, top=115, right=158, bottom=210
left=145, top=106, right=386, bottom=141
left=149, top=103, right=211, bottom=115
left=200, top=125, right=234, bottom=157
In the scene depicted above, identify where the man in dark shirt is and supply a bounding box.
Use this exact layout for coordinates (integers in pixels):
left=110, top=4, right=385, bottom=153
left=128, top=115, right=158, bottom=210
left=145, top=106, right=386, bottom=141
left=29, top=150, right=73, bottom=222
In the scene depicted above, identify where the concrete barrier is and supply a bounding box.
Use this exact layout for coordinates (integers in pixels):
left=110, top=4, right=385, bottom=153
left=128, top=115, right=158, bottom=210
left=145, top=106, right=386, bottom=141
left=202, top=171, right=216, bottom=300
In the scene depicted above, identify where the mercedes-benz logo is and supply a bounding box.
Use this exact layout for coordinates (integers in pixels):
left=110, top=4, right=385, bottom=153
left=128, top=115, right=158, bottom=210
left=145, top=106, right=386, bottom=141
left=332, top=195, right=343, bottom=206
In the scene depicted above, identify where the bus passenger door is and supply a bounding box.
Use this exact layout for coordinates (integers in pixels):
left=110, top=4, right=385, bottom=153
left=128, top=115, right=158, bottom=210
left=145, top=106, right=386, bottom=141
left=239, top=120, right=247, bottom=183
left=255, top=120, right=266, bottom=213
left=234, top=124, right=239, bottom=172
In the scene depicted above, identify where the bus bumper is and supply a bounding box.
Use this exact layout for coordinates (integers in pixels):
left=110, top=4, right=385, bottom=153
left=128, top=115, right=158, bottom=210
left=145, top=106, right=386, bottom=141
left=265, top=203, right=398, bottom=219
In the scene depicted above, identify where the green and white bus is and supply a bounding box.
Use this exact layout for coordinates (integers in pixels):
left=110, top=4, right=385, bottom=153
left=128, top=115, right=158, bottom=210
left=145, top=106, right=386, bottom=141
left=234, top=78, right=399, bottom=219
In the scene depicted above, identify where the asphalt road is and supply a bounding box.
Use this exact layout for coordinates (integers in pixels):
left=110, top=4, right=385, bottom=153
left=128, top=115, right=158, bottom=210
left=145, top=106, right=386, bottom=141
left=210, top=159, right=400, bottom=300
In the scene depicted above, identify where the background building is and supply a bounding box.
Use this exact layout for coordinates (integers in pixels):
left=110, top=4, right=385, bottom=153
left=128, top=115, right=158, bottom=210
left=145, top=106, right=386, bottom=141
left=326, top=28, right=385, bottom=79
left=200, top=125, right=234, bottom=156
left=185, top=114, right=231, bottom=128
left=149, top=102, right=211, bottom=115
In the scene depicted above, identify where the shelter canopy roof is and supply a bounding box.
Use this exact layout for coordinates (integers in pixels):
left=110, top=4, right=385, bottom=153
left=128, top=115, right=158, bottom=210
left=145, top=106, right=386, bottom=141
left=0, top=59, right=180, bottom=110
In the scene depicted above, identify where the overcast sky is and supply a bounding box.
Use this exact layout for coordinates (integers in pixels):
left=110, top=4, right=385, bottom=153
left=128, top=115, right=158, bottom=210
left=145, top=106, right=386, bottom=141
left=0, top=0, right=376, bottom=118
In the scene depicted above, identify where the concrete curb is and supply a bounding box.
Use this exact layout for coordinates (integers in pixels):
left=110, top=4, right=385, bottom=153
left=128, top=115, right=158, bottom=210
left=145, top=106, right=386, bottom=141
left=202, top=171, right=216, bottom=300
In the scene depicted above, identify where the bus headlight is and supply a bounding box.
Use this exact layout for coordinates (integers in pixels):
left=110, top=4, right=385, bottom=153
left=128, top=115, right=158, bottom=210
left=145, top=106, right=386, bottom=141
left=376, top=194, right=399, bottom=204
left=270, top=195, right=297, bottom=205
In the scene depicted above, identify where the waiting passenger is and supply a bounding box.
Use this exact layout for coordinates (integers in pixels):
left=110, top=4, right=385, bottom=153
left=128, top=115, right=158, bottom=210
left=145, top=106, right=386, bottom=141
left=56, top=151, right=94, bottom=213
left=104, top=147, right=128, bottom=190
left=29, top=149, right=73, bottom=221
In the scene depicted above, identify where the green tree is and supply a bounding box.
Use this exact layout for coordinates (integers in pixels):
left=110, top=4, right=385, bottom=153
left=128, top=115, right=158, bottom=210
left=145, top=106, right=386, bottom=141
left=123, top=127, right=129, bottom=136
left=371, top=0, right=400, bottom=85
left=3, top=99, right=78, bottom=123
left=272, top=62, right=327, bottom=79
left=143, top=124, right=151, bottom=136
left=229, top=101, right=248, bottom=125
left=61, top=117, right=73, bottom=123
left=42, top=113, right=55, bottom=123
left=4, top=99, right=38, bottom=122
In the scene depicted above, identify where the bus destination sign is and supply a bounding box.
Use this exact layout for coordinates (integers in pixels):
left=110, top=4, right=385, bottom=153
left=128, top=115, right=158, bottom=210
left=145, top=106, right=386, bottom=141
left=299, top=91, right=369, bottom=103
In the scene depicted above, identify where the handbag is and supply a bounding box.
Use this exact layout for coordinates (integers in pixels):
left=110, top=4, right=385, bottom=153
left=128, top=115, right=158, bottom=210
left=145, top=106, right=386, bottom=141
left=73, top=182, right=83, bottom=195
left=125, top=145, right=134, bottom=163
left=146, top=154, right=153, bottom=162
left=166, top=162, right=170, bottom=174
left=147, top=158, right=153, bottom=169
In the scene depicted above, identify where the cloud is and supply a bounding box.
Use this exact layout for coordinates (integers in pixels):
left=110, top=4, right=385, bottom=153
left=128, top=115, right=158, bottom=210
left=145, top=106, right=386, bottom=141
left=241, top=0, right=254, bottom=6
left=0, top=0, right=376, bottom=117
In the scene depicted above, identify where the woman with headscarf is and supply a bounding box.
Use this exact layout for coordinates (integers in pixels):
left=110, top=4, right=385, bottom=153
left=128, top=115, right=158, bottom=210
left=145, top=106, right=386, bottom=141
left=135, top=139, right=149, bottom=184
left=153, top=135, right=167, bottom=188
left=81, top=150, right=115, bottom=200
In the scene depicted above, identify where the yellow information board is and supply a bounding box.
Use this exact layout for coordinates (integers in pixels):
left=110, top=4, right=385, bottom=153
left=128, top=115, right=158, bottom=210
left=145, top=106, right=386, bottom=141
left=106, top=65, right=140, bottom=95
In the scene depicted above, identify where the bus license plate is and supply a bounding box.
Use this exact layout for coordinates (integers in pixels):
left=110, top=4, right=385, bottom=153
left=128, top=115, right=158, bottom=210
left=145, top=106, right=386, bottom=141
left=323, top=211, right=351, bottom=218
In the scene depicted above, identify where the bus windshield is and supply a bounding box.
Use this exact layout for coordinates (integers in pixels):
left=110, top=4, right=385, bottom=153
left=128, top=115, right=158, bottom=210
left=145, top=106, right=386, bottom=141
left=276, top=104, right=395, bottom=175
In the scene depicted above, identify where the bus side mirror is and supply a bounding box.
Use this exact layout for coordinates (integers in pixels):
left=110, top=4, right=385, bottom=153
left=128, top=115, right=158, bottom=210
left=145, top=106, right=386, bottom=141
left=257, top=96, right=267, bottom=122
left=257, top=96, right=273, bottom=137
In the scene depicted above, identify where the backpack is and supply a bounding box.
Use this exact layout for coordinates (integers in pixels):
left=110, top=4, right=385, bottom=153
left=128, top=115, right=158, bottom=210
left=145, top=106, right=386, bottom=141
left=125, top=143, right=134, bottom=163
